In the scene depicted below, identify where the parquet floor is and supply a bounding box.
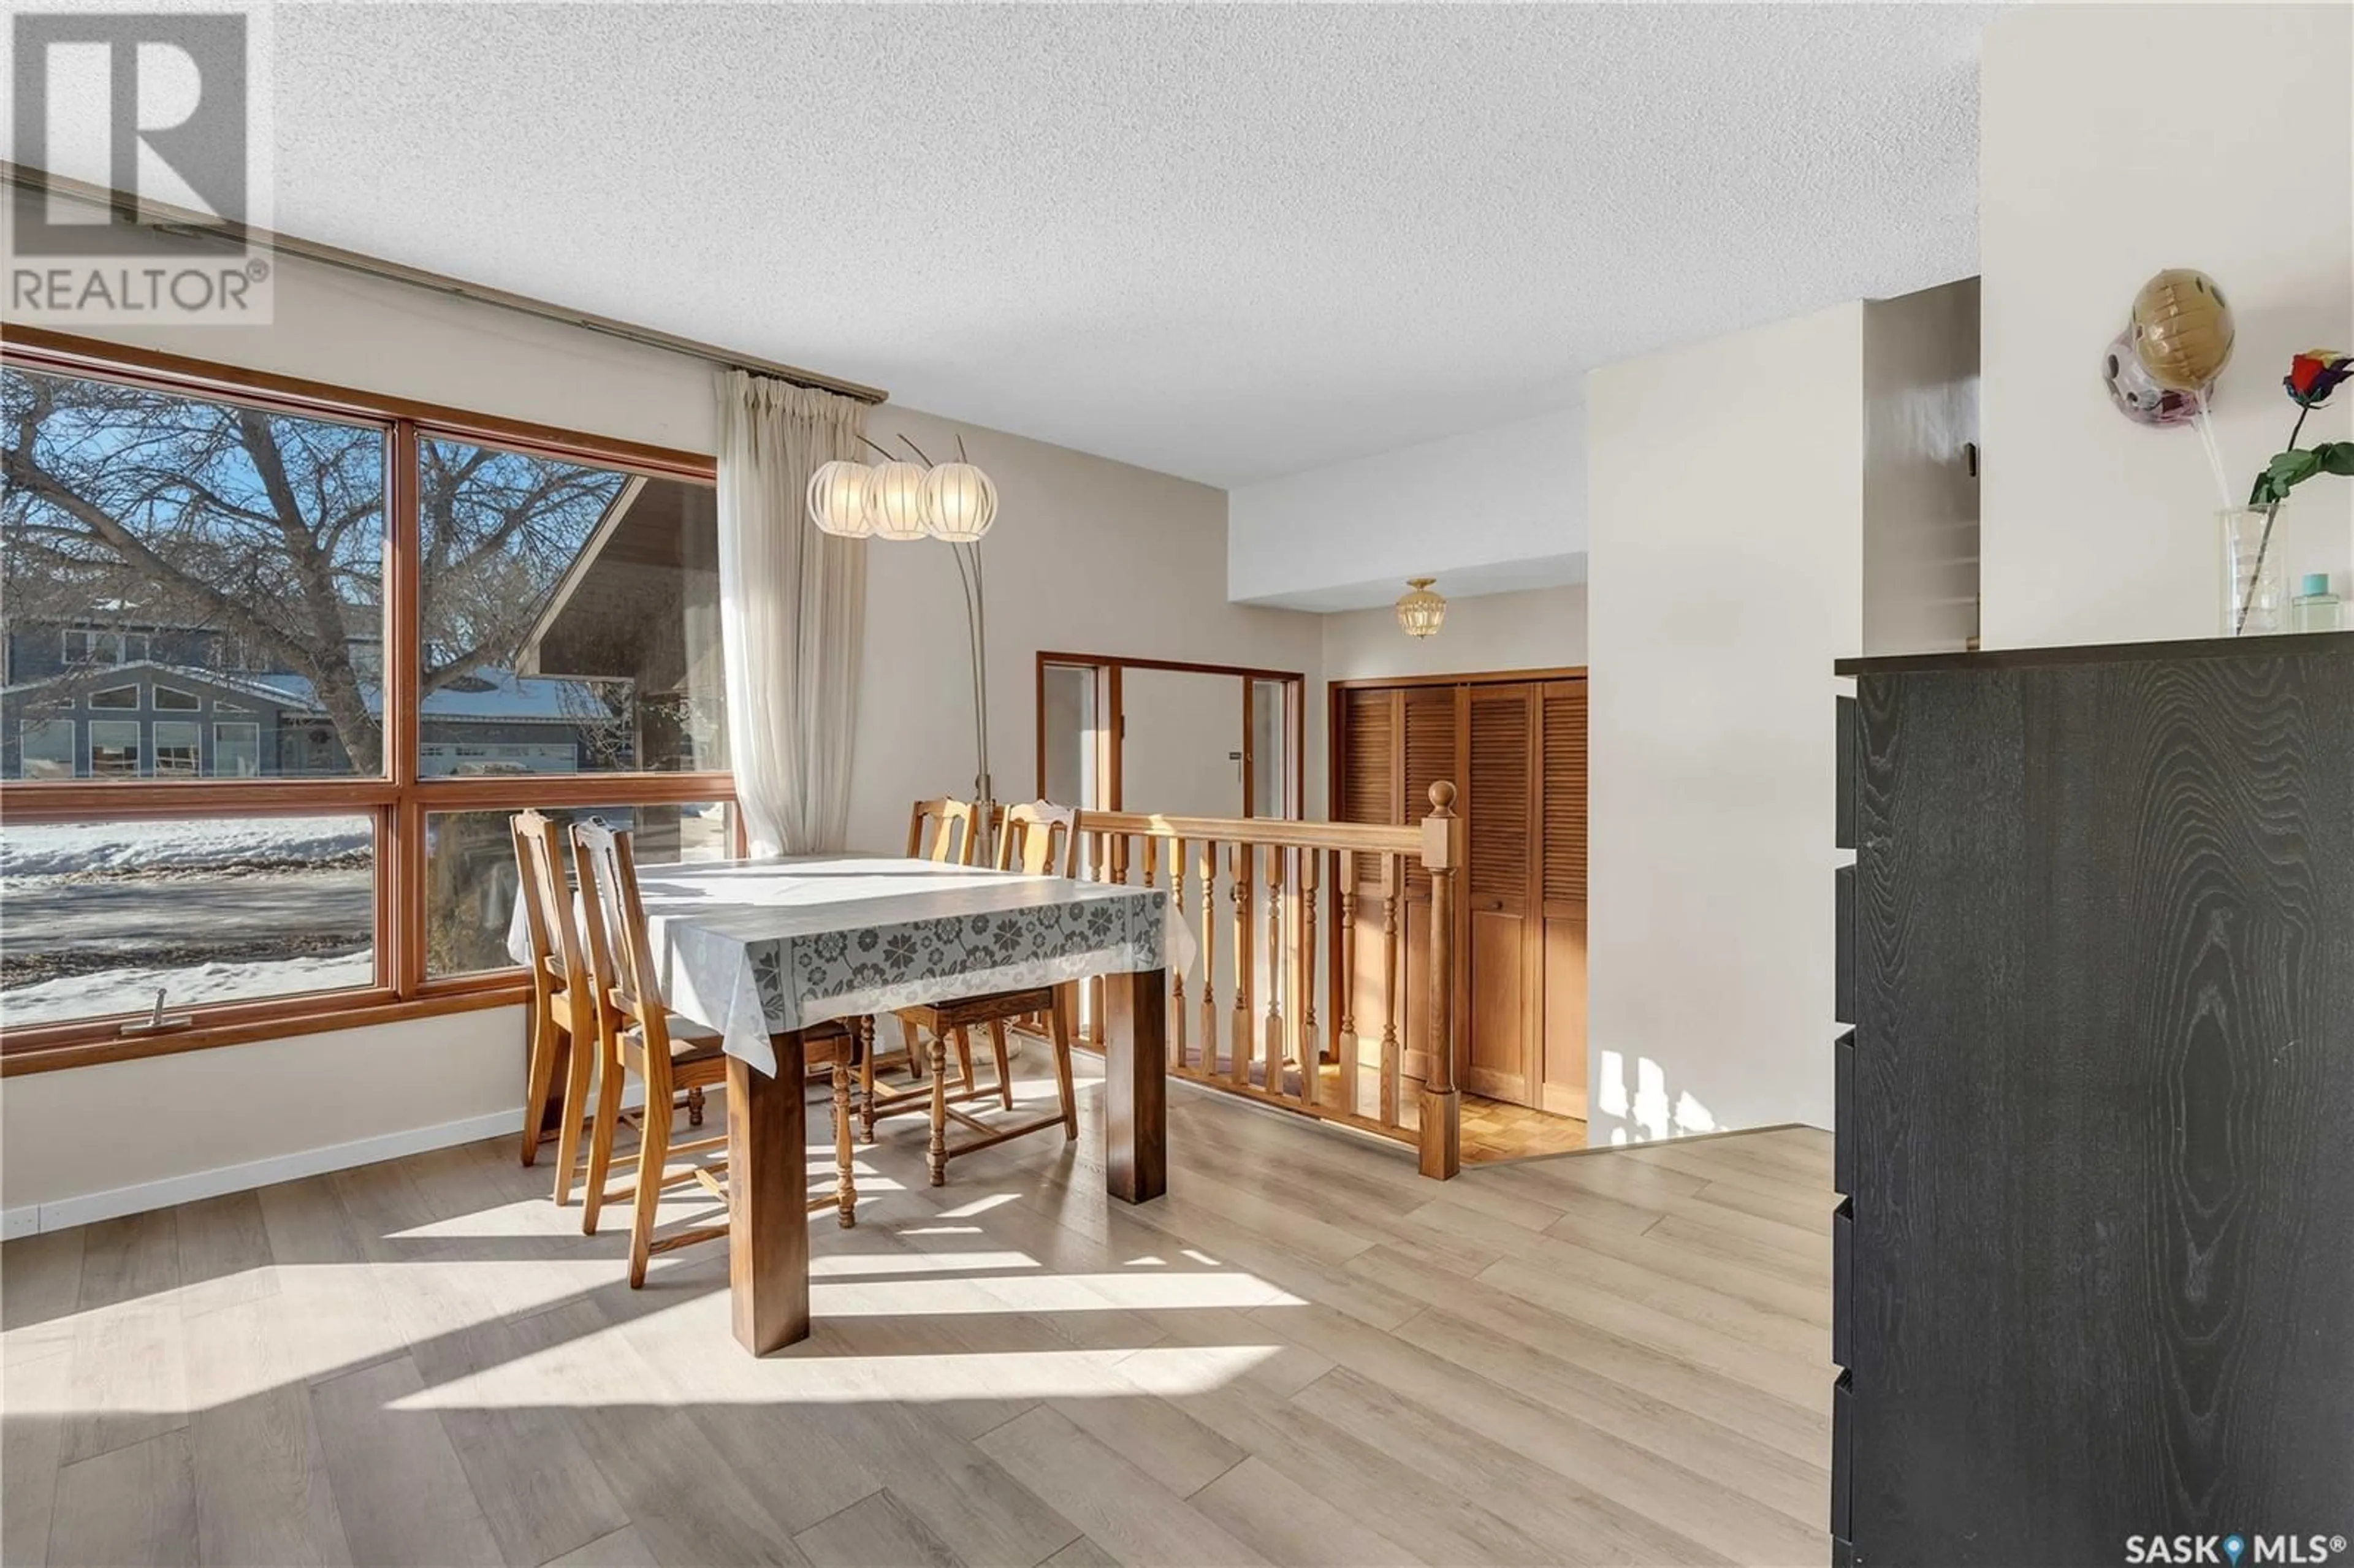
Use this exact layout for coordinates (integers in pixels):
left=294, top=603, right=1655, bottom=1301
left=2, top=1062, right=1834, bottom=1567
left=1459, top=1095, right=1589, bottom=1162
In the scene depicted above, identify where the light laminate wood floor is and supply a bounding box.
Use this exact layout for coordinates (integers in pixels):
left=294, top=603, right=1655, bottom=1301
left=2, top=1067, right=1835, bottom=1568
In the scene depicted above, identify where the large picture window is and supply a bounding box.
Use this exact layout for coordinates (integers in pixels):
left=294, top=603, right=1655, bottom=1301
left=0, top=815, right=376, bottom=1027
left=1, top=336, right=733, bottom=1067
left=415, top=437, right=727, bottom=776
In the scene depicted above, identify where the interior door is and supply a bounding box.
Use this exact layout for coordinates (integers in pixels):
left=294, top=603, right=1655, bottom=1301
left=1539, top=679, right=1590, bottom=1117
left=1338, top=687, right=1398, bottom=1111
left=1335, top=673, right=1588, bottom=1117
left=1463, top=683, right=1539, bottom=1104
left=1119, top=667, right=1244, bottom=817
left=1398, top=685, right=1457, bottom=1086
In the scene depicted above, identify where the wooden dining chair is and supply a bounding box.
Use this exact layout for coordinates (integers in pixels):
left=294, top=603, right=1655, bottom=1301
left=908, top=797, right=980, bottom=866
left=862, top=797, right=985, bottom=1117
left=878, top=801, right=1083, bottom=1186
left=512, top=810, right=706, bottom=1208
left=512, top=810, right=601, bottom=1200
left=571, top=820, right=864, bottom=1288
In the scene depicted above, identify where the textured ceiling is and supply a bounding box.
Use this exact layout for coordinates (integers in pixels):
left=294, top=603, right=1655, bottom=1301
left=253, top=3, right=1990, bottom=486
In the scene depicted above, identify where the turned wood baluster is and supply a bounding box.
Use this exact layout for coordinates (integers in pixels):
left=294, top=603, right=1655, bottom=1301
left=1299, top=848, right=1319, bottom=1108
left=1380, top=851, right=1402, bottom=1127
left=1168, top=835, right=1189, bottom=1072
left=1418, top=782, right=1463, bottom=1179
left=1230, top=842, right=1255, bottom=1088
left=1336, top=849, right=1358, bottom=1118
left=1263, top=846, right=1285, bottom=1096
left=1197, top=838, right=1219, bottom=1075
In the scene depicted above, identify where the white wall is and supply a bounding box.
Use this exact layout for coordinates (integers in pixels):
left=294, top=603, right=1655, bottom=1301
left=1586, top=302, right=1863, bottom=1144
left=4, top=246, right=1319, bottom=1220
left=1979, top=3, right=2354, bottom=649
left=2, top=1010, right=521, bottom=1228
left=1320, top=583, right=1588, bottom=685
left=1227, top=398, right=1586, bottom=607
left=1864, top=279, right=1981, bottom=656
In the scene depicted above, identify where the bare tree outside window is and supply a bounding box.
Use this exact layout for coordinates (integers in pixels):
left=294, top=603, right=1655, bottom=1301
left=1, top=356, right=733, bottom=1034
left=1, top=371, right=650, bottom=777
left=3, top=368, right=388, bottom=769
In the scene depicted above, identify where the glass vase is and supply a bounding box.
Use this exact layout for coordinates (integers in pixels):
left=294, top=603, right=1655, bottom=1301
left=2220, top=504, right=2286, bottom=636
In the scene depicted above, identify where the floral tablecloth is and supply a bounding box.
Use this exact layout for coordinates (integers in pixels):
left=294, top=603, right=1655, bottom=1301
left=507, top=855, right=1184, bottom=1077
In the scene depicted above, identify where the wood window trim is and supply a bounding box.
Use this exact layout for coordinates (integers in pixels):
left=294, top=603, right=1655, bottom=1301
left=0, top=332, right=732, bottom=1073
left=0, top=984, right=530, bottom=1077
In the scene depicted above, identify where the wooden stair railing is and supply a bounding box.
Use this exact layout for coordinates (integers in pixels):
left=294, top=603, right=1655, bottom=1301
left=1050, top=783, right=1465, bottom=1178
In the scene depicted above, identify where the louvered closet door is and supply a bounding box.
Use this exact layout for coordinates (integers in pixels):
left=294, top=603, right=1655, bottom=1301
left=1336, top=687, right=1403, bottom=1101
left=1463, top=684, right=1539, bottom=1103
left=1538, top=679, right=1590, bottom=1118
left=1398, top=685, right=1459, bottom=1079
left=1333, top=675, right=1585, bottom=1117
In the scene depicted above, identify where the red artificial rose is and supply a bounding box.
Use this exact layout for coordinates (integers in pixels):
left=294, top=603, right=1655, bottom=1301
left=2287, top=350, right=2353, bottom=406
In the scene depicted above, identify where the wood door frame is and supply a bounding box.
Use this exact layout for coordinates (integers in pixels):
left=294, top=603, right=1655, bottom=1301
left=1327, top=664, right=1589, bottom=694
left=1326, top=665, right=1589, bottom=1114
left=1037, top=652, right=1306, bottom=817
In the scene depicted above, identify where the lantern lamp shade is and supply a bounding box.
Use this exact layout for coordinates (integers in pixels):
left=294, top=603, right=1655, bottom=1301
left=923, top=462, right=998, bottom=542
left=1395, top=577, right=1446, bottom=638
left=864, top=460, right=933, bottom=541
left=807, top=459, right=874, bottom=538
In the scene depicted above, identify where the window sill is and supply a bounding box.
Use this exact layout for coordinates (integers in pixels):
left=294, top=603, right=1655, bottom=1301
left=0, top=983, right=528, bottom=1076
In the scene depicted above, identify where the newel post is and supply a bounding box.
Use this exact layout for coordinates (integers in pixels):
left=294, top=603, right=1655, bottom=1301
left=1418, top=780, right=1462, bottom=1179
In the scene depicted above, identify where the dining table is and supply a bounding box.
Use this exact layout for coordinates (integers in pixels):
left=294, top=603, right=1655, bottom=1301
left=511, top=853, right=1176, bottom=1355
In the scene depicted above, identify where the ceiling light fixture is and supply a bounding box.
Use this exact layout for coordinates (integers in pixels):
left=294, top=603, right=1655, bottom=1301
left=1395, top=577, right=1446, bottom=638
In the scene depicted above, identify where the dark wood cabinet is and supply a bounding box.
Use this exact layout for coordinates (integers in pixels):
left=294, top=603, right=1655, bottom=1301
left=1833, top=633, right=2354, bottom=1566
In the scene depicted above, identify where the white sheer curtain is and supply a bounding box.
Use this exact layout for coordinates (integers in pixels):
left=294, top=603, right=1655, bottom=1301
left=714, top=370, right=867, bottom=855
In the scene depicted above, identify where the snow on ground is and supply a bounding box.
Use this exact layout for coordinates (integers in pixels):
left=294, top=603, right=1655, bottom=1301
left=1, top=816, right=371, bottom=878
left=0, top=951, right=375, bottom=1026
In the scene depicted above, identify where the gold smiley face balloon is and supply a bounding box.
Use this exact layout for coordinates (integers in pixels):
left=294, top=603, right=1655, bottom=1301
left=2131, top=269, right=2236, bottom=391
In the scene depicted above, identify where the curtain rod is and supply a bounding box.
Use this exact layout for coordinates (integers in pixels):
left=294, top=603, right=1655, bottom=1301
left=1, top=162, right=889, bottom=406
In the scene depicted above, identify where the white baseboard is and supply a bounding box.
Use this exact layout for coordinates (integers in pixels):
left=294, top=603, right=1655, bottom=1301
left=10, top=1105, right=528, bottom=1237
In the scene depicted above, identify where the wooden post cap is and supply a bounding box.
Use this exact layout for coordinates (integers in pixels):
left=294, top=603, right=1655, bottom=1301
left=1422, top=780, right=1459, bottom=870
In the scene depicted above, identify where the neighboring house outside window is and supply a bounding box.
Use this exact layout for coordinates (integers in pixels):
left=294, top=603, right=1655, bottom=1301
left=88, top=720, right=140, bottom=775
left=211, top=721, right=260, bottom=777
left=18, top=718, right=74, bottom=779
left=60, top=628, right=151, bottom=664
left=153, top=721, right=202, bottom=776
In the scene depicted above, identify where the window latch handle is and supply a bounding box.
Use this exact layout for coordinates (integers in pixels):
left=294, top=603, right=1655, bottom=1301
left=120, top=987, right=194, bottom=1037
